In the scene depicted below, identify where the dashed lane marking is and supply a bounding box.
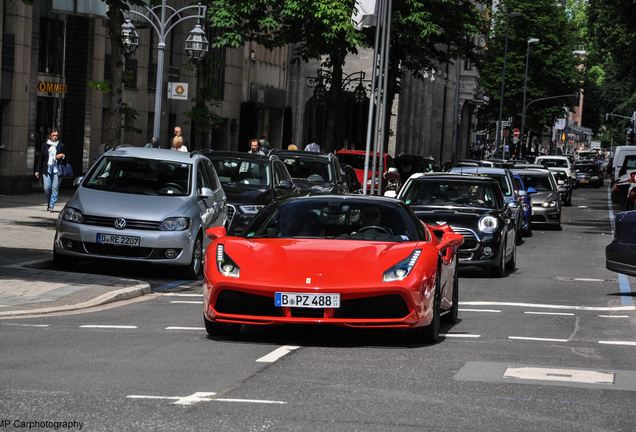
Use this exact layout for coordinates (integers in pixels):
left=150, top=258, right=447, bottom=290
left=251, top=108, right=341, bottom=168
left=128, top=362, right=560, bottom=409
left=459, top=308, right=501, bottom=313
left=127, top=392, right=286, bottom=405
left=509, top=336, right=569, bottom=342
left=524, top=311, right=575, bottom=316
left=165, top=326, right=204, bottom=331
left=79, top=325, right=137, bottom=329
left=599, top=341, right=636, bottom=347
left=161, top=293, right=202, bottom=297
left=256, top=345, right=300, bottom=363
left=461, top=301, right=635, bottom=311
left=2, top=323, right=50, bottom=327
left=598, top=315, right=630, bottom=318
left=441, top=333, right=481, bottom=338
left=169, top=301, right=203, bottom=304
left=554, top=277, right=616, bottom=282
left=214, top=398, right=286, bottom=404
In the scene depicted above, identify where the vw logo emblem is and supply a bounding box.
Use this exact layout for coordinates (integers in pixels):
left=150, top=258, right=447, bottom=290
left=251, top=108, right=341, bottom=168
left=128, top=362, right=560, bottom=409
left=114, top=218, right=127, bottom=229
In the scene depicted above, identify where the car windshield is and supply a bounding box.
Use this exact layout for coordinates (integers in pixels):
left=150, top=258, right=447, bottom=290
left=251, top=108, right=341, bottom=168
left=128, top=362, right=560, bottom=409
left=244, top=199, right=420, bottom=242
left=518, top=173, right=555, bottom=192
left=401, top=180, right=500, bottom=209
left=538, top=158, right=568, bottom=168
left=83, top=157, right=191, bottom=196
left=619, top=155, right=636, bottom=176
left=209, top=158, right=271, bottom=187
left=281, top=157, right=333, bottom=183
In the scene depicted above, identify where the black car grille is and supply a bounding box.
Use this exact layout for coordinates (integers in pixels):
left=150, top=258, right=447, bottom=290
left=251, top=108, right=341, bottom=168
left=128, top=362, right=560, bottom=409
left=450, top=226, right=480, bottom=251
left=215, top=290, right=283, bottom=317
left=83, top=215, right=161, bottom=231
left=334, top=295, right=409, bottom=319
left=83, top=243, right=153, bottom=258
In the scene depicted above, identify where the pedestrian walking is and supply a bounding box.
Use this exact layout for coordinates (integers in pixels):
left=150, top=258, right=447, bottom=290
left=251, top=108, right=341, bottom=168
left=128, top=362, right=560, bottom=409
left=173, top=126, right=187, bottom=150
left=34, top=128, right=67, bottom=212
left=171, top=135, right=188, bottom=152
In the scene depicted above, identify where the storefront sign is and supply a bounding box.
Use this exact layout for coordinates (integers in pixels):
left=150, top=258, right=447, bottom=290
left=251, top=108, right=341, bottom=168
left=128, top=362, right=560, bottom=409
left=37, top=81, right=68, bottom=97
left=168, top=82, right=188, bottom=100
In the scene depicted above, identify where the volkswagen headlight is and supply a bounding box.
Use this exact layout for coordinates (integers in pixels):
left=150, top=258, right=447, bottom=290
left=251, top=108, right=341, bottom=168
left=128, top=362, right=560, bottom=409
left=216, top=244, right=240, bottom=278
left=239, top=205, right=264, bottom=215
left=478, top=215, right=498, bottom=233
left=160, top=217, right=190, bottom=231
left=541, top=200, right=557, bottom=208
left=62, top=207, right=84, bottom=223
left=383, top=249, right=421, bottom=282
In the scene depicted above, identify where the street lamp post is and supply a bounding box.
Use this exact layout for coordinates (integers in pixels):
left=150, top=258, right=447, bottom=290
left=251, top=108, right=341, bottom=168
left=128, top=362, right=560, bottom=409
left=495, top=11, right=521, bottom=159
left=122, top=2, right=208, bottom=144
left=519, top=37, right=539, bottom=156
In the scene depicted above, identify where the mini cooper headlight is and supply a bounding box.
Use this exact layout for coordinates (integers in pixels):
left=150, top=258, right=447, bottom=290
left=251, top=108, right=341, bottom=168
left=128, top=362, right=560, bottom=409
left=383, top=249, right=421, bottom=282
left=160, top=217, right=190, bottom=231
left=239, top=205, right=264, bottom=215
left=216, top=244, right=240, bottom=278
left=62, top=207, right=84, bottom=223
left=541, top=200, right=557, bottom=208
left=478, top=215, right=498, bottom=233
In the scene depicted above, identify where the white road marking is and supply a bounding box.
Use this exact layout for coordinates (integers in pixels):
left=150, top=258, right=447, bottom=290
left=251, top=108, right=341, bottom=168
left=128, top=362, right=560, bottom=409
left=598, top=315, right=630, bottom=318
left=2, top=323, right=50, bottom=327
left=214, top=398, right=286, bottom=404
left=461, top=301, right=636, bottom=311
left=256, top=345, right=300, bottom=363
left=508, top=336, right=569, bottom=342
left=165, top=326, right=205, bottom=331
left=161, top=293, right=202, bottom=297
left=599, top=341, right=636, bottom=347
left=441, top=333, right=481, bottom=338
left=577, top=205, right=589, bottom=209
left=554, top=277, right=611, bottom=282
left=524, top=311, right=575, bottom=316
left=504, top=367, right=614, bottom=385
left=459, top=308, right=501, bottom=313
left=169, top=301, right=203, bottom=304
left=80, top=325, right=137, bottom=329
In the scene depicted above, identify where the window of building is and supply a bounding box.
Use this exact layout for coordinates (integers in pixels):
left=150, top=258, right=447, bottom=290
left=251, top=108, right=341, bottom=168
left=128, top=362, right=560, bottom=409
left=124, top=58, right=137, bottom=89
left=38, top=18, right=65, bottom=75
left=208, top=28, right=226, bottom=99
left=104, top=54, right=111, bottom=82
left=2, top=33, right=15, bottom=71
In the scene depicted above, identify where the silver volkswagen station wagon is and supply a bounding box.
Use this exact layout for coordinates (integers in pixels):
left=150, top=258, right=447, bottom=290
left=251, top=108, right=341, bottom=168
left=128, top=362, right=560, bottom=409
left=53, top=147, right=226, bottom=278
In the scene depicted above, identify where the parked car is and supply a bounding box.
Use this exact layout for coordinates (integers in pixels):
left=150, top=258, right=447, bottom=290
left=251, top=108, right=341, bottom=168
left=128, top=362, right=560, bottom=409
left=606, top=210, right=636, bottom=276
left=54, top=147, right=226, bottom=278
left=203, top=195, right=463, bottom=343
left=202, top=150, right=301, bottom=235
left=449, top=166, right=525, bottom=243
left=512, top=169, right=562, bottom=229
left=549, top=168, right=573, bottom=206
left=626, top=179, right=636, bottom=210
left=336, top=149, right=394, bottom=193
left=270, top=149, right=348, bottom=195
left=341, top=164, right=363, bottom=194
left=573, top=160, right=603, bottom=187
left=512, top=173, right=532, bottom=236
left=610, top=145, right=636, bottom=184
left=611, top=172, right=634, bottom=206
left=397, top=173, right=517, bottom=277
left=394, top=154, right=435, bottom=182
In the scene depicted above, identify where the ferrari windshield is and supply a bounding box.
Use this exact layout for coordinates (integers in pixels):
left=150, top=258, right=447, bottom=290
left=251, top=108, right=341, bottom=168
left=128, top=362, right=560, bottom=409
left=401, top=179, right=501, bottom=209
left=244, top=199, right=421, bottom=242
left=208, top=157, right=271, bottom=187
left=281, top=157, right=333, bottom=183
left=83, top=157, right=191, bottom=196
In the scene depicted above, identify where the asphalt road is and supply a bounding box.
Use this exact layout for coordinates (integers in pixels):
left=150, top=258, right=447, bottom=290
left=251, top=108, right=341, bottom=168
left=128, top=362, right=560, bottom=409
left=1, top=185, right=635, bottom=432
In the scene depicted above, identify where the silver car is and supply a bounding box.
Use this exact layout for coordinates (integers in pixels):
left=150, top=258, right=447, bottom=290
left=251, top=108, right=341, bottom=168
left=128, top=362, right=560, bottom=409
left=53, top=147, right=226, bottom=278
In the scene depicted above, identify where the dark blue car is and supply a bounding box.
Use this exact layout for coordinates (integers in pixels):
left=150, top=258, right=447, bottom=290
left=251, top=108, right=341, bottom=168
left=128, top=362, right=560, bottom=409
left=512, top=173, right=533, bottom=236
left=606, top=211, right=636, bottom=276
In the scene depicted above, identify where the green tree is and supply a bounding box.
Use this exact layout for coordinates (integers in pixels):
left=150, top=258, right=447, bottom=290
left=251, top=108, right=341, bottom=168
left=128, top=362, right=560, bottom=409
left=477, top=0, right=580, bottom=154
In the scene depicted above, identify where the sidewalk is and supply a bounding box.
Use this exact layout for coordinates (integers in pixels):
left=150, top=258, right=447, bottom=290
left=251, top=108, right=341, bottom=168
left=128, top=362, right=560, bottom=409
left=0, top=192, right=150, bottom=317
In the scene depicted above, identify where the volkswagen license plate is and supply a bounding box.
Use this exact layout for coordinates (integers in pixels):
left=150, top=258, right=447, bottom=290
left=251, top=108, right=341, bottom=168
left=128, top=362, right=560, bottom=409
left=96, top=233, right=141, bottom=247
left=275, top=292, right=340, bottom=308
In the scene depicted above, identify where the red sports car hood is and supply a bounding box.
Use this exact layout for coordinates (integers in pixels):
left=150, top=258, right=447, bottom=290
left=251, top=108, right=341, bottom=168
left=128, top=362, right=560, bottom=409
left=220, top=238, right=431, bottom=288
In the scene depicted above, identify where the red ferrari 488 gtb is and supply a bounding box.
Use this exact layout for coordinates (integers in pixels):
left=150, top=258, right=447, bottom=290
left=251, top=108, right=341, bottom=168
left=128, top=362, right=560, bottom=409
left=203, top=195, right=463, bottom=343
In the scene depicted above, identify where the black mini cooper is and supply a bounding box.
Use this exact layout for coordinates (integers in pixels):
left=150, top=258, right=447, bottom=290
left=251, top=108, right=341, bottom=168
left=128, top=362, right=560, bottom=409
left=396, top=173, right=517, bottom=277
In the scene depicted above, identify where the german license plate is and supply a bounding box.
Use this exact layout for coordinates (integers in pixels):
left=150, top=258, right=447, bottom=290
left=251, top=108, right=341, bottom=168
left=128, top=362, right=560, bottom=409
left=96, top=233, right=141, bottom=247
left=275, top=292, right=340, bottom=308
left=580, top=179, right=589, bottom=184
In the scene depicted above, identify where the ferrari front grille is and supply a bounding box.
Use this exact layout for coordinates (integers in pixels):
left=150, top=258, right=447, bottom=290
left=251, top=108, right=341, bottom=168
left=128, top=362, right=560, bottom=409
left=334, top=294, right=409, bottom=319
left=215, top=290, right=283, bottom=317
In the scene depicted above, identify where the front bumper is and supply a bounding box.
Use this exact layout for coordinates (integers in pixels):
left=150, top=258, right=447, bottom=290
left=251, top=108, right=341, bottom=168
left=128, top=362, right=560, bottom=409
left=531, top=206, right=560, bottom=225
left=54, top=218, right=196, bottom=265
left=450, top=226, right=502, bottom=266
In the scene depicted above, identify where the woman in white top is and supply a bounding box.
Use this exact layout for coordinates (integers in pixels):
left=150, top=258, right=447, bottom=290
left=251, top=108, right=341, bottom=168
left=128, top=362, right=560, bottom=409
left=171, top=136, right=188, bottom=152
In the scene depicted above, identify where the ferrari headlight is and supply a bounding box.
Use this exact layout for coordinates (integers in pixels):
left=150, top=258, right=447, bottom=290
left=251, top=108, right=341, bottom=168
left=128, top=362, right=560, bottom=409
left=239, top=205, right=264, bottom=215
left=541, top=200, right=557, bottom=208
left=478, top=215, right=498, bottom=233
left=383, top=249, right=421, bottom=282
left=160, top=217, right=190, bottom=231
left=216, top=244, right=240, bottom=278
left=62, top=207, right=84, bottom=223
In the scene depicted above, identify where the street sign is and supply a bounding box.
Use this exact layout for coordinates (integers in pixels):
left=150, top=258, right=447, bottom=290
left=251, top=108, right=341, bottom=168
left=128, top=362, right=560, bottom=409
left=167, top=82, right=188, bottom=100
left=513, top=128, right=520, bottom=138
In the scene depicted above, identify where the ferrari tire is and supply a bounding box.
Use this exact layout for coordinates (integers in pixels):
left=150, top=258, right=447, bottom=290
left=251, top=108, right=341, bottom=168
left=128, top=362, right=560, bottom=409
left=53, top=250, right=77, bottom=271
left=420, top=285, right=441, bottom=344
left=182, top=233, right=203, bottom=280
left=490, top=240, right=507, bottom=278
left=442, top=267, right=459, bottom=324
left=204, top=315, right=241, bottom=337
left=506, top=243, right=516, bottom=271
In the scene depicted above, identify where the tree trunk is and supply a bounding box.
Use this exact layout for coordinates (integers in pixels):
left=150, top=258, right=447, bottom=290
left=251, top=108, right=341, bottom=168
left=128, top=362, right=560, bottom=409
left=106, top=6, right=125, bottom=150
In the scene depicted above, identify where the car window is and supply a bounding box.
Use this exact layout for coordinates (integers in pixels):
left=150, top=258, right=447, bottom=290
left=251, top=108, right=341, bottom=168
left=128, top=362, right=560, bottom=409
left=209, top=157, right=270, bottom=187
left=281, top=157, right=333, bottom=182
left=202, top=160, right=220, bottom=190
left=519, top=174, right=555, bottom=192
left=197, top=162, right=212, bottom=190
left=244, top=200, right=421, bottom=242
left=83, top=156, right=191, bottom=196
left=619, top=155, right=636, bottom=176
left=401, top=180, right=500, bottom=209
left=274, top=161, right=292, bottom=184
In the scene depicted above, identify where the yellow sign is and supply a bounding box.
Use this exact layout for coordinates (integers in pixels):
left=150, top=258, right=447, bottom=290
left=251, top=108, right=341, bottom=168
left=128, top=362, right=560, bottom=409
left=37, top=81, right=68, bottom=94
left=561, top=132, right=566, bottom=142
